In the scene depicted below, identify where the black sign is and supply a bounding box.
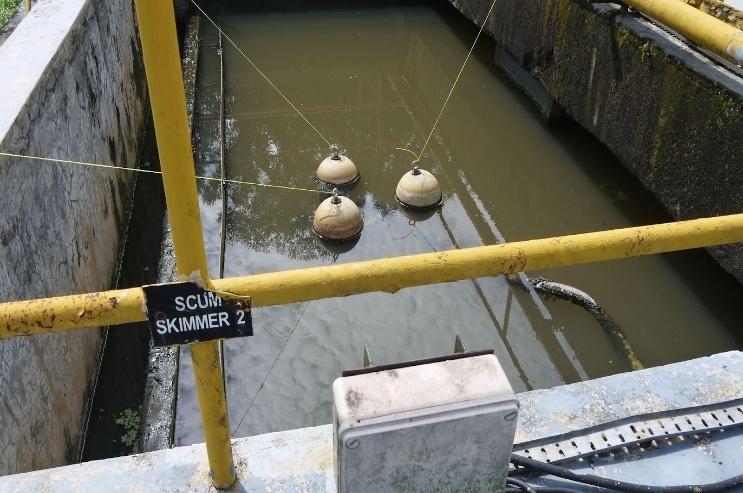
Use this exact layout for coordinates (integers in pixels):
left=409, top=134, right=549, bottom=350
left=142, top=282, right=252, bottom=347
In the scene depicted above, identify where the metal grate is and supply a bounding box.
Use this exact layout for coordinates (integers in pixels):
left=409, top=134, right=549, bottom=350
left=513, top=399, right=743, bottom=464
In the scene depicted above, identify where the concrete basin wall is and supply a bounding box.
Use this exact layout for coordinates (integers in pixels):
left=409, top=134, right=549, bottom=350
left=448, top=0, right=743, bottom=283
left=0, top=0, right=147, bottom=475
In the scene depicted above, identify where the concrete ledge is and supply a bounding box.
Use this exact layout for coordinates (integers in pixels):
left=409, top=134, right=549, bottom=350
left=0, top=425, right=335, bottom=493
left=0, top=0, right=146, bottom=475
left=2, top=351, right=740, bottom=491
left=515, top=350, right=743, bottom=443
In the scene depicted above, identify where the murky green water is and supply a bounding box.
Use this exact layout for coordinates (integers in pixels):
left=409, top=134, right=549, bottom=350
left=176, top=2, right=743, bottom=444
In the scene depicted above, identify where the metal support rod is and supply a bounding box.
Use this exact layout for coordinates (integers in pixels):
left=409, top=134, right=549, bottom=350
left=217, top=28, right=228, bottom=395
left=4, top=212, right=743, bottom=337
left=625, top=0, right=743, bottom=64
left=218, top=30, right=227, bottom=279
left=132, top=0, right=235, bottom=488
left=23, top=0, right=31, bottom=15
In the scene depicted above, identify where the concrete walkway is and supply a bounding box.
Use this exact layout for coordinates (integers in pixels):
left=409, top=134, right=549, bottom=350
left=1, top=351, right=741, bottom=492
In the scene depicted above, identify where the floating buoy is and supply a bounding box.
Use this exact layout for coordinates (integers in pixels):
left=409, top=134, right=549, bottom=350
left=313, top=189, right=363, bottom=241
left=395, top=166, right=442, bottom=209
left=316, top=146, right=359, bottom=186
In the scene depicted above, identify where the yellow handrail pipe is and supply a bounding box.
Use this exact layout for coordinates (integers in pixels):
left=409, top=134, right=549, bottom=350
left=132, top=0, right=235, bottom=488
left=626, top=0, right=743, bottom=64
left=681, top=0, right=743, bottom=31
left=3, top=213, right=743, bottom=338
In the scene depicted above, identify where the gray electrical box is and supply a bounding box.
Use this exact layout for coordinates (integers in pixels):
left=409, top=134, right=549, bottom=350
left=333, top=352, right=518, bottom=492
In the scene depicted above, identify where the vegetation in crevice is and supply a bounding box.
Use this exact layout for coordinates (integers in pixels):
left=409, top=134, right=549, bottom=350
left=0, top=0, right=21, bottom=28
left=114, top=407, right=142, bottom=454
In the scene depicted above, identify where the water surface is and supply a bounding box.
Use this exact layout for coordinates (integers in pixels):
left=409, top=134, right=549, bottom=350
left=176, top=2, right=743, bottom=443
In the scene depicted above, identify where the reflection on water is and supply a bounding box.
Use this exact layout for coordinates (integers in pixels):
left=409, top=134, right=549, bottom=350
left=175, top=3, right=743, bottom=444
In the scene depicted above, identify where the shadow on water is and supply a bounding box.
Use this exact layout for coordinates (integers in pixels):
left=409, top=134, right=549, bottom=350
left=79, top=117, right=166, bottom=460
left=549, top=117, right=743, bottom=338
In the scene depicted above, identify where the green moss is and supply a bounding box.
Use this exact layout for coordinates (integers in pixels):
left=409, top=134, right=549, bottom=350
left=614, top=26, right=632, bottom=49
left=0, top=0, right=21, bottom=27
left=648, top=61, right=688, bottom=180
left=584, top=8, right=596, bottom=31
left=639, top=42, right=651, bottom=63
left=541, top=0, right=553, bottom=36
left=115, top=407, right=141, bottom=454
left=720, top=95, right=742, bottom=117
left=552, top=0, right=577, bottom=97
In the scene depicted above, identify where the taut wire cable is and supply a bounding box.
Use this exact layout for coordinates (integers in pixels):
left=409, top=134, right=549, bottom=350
left=0, top=151, right=331, bottom=195
left=191, top=0, right=335, bottom=150
left=397, top=0, right=498, bottom=164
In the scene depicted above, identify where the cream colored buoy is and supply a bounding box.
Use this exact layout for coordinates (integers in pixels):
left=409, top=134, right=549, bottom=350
left=395, top=166, right=442, bottom=209
left=316, top=146, right=359, bottom=186
left=313, top=189, right=363, bottom=241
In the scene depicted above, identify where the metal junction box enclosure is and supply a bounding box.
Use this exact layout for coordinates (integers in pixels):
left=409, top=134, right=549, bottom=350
left=333, top=353, right=518, bottom=492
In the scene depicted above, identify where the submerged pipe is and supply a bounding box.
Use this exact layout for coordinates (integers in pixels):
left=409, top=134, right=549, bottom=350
left=625, top=0, right=743, bottom=64
left=529, top=277, right=644, bottom=371
left=3, top=213, right=743, bottom=337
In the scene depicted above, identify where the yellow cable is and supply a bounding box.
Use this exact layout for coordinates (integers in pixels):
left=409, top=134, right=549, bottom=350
left=414, top=0, right=498, bottom=163
left=0, top=151, right=330, bottom=195
left=191, top=0, right=335, bottom=150
left=394, top=147, right=420, bottom=164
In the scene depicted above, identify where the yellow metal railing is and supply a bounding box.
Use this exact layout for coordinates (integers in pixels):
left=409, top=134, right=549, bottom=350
left=680, top=0, right=743, bottom=31
left=4, top=212, right=743, bottom=338
left=135, top=0, right=234, bottom=487
left=626, top=0, right=743, bottom=64
left=2, top=0, right=743, bottom=489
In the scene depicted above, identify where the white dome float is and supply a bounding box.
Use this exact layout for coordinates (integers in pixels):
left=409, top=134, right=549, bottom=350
left=395, top=165, right=442, bottom=210
left=313, top=189, right=363, bottom=241
left=316, top=146, right=359, bottom=186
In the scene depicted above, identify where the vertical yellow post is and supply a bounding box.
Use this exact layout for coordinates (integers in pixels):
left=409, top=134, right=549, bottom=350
left=133, top=0, right=236, bottom=488
left=23, top=0, right=31, bottom=14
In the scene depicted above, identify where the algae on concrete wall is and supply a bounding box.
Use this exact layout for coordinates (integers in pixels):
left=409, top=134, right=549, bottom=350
left=446, top=0, right=743, bottom=283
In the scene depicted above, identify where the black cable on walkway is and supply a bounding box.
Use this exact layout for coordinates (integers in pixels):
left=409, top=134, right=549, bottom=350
left=510, top=454, right=743, bottom=492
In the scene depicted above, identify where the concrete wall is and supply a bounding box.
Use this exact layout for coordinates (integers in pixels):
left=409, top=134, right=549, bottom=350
left=447, top=0, right=743, bottom=283
left=0, top=0, right=146, bottom=475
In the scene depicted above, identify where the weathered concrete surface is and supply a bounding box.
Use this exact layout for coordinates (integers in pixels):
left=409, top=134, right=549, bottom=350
left=0, top=0, right=146, bottom=475
left=0, top=351, right=740, bottom=491
left=448, top=0, right=743, bottom=283
left=0, top=425, right=336, bottom=493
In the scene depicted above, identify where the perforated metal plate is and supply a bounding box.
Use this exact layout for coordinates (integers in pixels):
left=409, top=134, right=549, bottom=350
left=513, top=399, right=743, bottom=464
